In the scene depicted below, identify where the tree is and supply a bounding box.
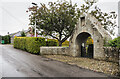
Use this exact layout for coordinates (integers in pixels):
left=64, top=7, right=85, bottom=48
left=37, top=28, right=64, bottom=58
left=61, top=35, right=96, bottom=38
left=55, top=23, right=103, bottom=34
left=28, top=27, right=39, bottom=37
left=28, top=0, right=80, bottom=46
left=28, top=27, right=35, bottom=37
left=21, top=31, right=26, bottom=37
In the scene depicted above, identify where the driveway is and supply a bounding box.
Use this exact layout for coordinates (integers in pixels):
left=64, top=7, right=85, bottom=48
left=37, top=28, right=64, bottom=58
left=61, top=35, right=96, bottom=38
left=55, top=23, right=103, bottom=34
left=0, top=45, right=109, bottom=77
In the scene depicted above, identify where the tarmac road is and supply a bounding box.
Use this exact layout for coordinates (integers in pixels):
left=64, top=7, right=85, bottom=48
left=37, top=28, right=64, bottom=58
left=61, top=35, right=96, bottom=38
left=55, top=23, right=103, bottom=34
left=0, top=45, right=109, bottom=77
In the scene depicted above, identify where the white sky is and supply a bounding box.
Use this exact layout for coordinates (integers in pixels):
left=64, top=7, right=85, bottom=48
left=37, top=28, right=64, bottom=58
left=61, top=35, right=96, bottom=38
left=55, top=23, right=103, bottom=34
left=0, top=0, right=119, bottom=38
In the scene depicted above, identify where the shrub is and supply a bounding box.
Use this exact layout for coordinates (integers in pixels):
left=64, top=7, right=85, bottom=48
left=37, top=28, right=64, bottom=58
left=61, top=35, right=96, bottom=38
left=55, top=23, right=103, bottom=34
left=14, top=37, right=46, bottom=54
left=62, top=40, right=69, bottom=46
left=2, top=35, right=11, bottom=44
left=46, top=40, right=57, bottom=46
left=47, top=39, right=69, bottom=46
left=47, top=39, right=58, bottom=46
left=21, top=31, right=26, bottom=37
left=108, top=37, right=120, bottom=48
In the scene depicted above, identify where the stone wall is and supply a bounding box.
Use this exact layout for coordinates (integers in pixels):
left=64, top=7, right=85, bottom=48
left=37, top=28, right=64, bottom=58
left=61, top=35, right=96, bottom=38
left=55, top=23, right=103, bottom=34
left=40, top=46, right=119, bottom=63
left=104, top=47, right=119, bottom=63
left=40, top=47, right=69, bottom=55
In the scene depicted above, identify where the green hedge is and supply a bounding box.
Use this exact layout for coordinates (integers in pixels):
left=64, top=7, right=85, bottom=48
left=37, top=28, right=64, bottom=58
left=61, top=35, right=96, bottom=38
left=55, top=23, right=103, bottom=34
left=46, top=39, right=57, bottom=46
left=14, top=37, right=58, bottom=54
left=1, top=35, right=11, bottom=44
left=47, top=39, right=69, bottom=46
left=14, top=37, right=46, bottom=54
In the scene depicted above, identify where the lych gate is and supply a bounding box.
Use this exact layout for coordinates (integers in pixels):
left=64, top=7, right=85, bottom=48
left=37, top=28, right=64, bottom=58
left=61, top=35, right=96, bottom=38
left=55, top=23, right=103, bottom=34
left=40, top=13, right=118, bottom=62
left=69, top=14, right=112, bottom=59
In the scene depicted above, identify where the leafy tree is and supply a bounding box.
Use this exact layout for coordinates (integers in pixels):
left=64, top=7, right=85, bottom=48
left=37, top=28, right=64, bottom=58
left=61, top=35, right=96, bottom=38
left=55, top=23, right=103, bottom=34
left=28, top=27, right=35, bottom=36
left=21, top=31, right=26, bottom=37
left=28, top=0, right=80, bottom=46
left=28, top=27, right=39, bottom=37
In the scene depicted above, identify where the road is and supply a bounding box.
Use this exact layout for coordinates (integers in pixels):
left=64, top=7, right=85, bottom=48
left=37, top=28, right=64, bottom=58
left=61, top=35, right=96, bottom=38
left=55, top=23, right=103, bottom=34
left=0, top=45, right=109, bottom=77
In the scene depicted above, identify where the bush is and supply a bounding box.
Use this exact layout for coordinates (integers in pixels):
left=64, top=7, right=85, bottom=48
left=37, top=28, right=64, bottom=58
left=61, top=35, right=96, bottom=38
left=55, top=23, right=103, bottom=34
left=62, top=40, right=69, bottom=46
left=46, top=40, right=57, bottom=46
left=14, top=37, right=46, bottom=54
left=2, top=35, right=11, bottom=44
left=21, top=31, right=26, bottom=37
left=47, top=39, right=58, bottom=45
left=108, top=37, right=120, bottom=48
left=14, top=37, right=26, bottom=50
left=47, top=39, right=69, bottom=46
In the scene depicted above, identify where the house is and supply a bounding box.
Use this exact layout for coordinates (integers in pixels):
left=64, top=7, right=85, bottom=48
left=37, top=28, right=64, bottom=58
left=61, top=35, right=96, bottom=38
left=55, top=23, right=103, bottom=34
left=10, top=28, right=53, bottom=44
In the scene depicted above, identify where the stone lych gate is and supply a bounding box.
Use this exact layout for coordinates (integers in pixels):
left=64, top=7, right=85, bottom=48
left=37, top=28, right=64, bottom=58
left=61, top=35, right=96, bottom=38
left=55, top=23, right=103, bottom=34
left=69, top=14, right=111, bottom=59
left=41, top=14, right=118, bottom=60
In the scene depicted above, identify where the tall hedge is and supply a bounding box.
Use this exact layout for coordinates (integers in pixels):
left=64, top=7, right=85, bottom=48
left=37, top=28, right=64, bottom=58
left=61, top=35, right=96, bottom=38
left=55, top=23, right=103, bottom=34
left=14, top=37, right=46, bottom=54
left=14, top=37, right=58, bottom=54
left=1, top=35, right=11, bottom=44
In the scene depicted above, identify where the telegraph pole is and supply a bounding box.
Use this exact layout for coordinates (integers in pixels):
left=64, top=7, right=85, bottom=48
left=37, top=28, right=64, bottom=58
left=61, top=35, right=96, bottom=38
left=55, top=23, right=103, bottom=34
left=35, top=18, right=37, bottom=37
left=32, top=2, right=37, bottom=37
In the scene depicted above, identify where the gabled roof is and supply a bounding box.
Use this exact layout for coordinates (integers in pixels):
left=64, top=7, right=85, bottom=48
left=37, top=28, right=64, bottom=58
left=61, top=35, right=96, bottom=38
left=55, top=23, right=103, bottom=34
left=86, top=13, right=112, bottom=41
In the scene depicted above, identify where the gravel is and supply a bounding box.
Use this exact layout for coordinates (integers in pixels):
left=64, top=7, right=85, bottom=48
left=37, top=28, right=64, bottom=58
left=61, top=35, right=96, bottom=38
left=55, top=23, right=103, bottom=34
left=44, top=55, right=119, bottom=76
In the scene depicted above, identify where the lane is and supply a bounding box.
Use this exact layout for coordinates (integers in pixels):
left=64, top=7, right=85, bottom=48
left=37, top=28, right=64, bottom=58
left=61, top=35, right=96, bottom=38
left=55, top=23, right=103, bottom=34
left=1, top=45, right=108, bottom=77
left=0, top=44, right=2, bottom=78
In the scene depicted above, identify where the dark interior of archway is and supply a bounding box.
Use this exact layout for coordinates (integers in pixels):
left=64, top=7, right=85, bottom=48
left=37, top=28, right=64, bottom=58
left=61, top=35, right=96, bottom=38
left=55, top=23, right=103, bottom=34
left=76, top=32, right=94, bottom=58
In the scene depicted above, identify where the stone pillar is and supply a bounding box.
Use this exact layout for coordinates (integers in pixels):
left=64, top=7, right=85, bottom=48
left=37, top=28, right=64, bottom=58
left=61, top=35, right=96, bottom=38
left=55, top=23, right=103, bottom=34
left=93, top=35, right=105, bottom=59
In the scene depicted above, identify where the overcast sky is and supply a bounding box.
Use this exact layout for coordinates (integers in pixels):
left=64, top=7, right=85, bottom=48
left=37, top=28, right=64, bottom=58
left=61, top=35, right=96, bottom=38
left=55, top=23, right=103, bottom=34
left=0, top=0, right=119, bottom=38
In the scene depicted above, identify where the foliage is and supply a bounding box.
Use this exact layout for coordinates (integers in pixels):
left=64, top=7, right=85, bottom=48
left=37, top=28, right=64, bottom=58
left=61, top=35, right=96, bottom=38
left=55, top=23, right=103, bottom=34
left=21, top=31, right=26, bottom=37
left=14, top=37, right=46, bottom=54
left=28, top=0, right=80, bottom=46
left=62, top=40, right=69, bottom=46
left=46, top=40, right=57, bottom=46
left=14, top=37, right=61, bottom=54
left=1, top=35, right=11, bottom=44
left=28, top=27, right=35, bottom=35
left=108, top=37, right=120, bottom=48
left=80, top=0, right=117, bottom=35
left=28, top=27, right=39, bottom=37
left=47, top=39, right=69, bottom=46
left=0, top=35, right=2, bottom=43
left=86, top=37, right=93, bottom=45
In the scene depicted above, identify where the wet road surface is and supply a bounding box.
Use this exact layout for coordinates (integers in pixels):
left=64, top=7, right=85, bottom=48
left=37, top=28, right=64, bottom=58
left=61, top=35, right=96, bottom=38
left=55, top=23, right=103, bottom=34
left=0, top=45, right=109, bottom=77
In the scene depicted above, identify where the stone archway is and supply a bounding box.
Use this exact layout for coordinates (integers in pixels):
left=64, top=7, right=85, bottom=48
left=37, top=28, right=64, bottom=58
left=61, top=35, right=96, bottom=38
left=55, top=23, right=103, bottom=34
left=76, top=32, right=93, bottom=58
left=69, top=14, right=112, bottom=59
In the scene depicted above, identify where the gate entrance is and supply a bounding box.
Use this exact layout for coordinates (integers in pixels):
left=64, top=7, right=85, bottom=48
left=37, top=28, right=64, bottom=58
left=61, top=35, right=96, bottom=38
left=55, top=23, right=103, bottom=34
left=81, top=43, right=93, bottom=58
left=76, top=32, right=94, bottom=58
